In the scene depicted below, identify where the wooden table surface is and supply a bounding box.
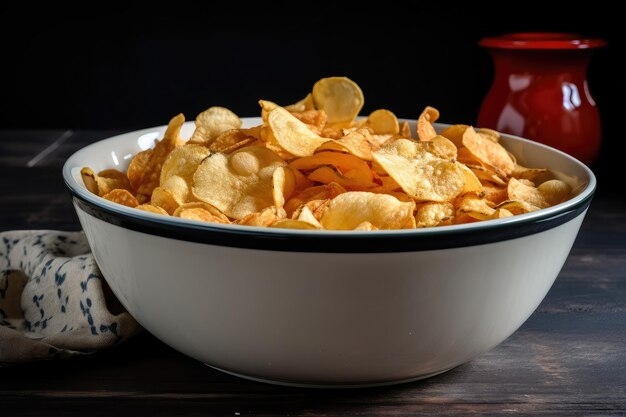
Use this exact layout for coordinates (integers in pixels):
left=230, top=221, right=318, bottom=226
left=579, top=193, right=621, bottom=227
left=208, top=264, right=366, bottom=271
left=1, top=130, right=625, bottom=416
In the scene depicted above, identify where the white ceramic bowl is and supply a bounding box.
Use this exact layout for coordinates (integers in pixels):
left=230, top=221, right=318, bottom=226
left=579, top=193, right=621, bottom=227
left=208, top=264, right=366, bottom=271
left=63, top=119, right=595, bottom=387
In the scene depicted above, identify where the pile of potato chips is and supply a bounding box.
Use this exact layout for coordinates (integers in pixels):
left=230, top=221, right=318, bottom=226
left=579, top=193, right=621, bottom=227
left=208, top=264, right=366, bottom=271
left=81, top=77, right=574, bottom=231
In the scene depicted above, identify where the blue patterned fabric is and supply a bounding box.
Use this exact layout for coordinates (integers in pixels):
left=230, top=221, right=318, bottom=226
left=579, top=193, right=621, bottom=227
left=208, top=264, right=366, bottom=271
left=0, top=230, right=140, bottom=363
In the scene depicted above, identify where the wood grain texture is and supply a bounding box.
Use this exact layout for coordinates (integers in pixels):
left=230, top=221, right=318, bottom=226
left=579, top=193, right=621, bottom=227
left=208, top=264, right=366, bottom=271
left=0, top=130, right=625, bottom=416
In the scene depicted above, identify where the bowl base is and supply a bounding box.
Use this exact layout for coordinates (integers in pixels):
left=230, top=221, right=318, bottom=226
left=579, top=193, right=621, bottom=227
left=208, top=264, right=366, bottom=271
left=204, top=364, right=454, bottom=389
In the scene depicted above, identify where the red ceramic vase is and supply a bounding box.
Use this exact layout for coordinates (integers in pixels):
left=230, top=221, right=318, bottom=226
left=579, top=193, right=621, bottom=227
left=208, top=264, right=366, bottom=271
left=478, top=33, right=606, bottom=166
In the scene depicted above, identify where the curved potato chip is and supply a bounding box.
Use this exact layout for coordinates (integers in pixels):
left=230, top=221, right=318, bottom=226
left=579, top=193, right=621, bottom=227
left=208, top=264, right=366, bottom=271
left=178, top=208, right=230, bottom=224
left=399, top=121, right=412, bottom=139
left=315, top=128, right=374, bottom=161
left=321, top=192, right=415, bottom=230
left=490, top=208, right=513, bottom=219
left=192, top=146, right=286, bottom=219
left=353, top=221, right=378, bottom=231
left=173, top=202, right=230, bottom=223
left=151, top=187, right=180, bottom=214
left=81, top=167, right=134, bottom=196
left=189, top=107, right=241, bottom=145
left=415, top=202, right=454, bottom=228
left=270, top=219, right=320, bottom=230
left=440, top=124, right=469, bottom=147
left=511, top=164, right=548, bottom=181
left=417, top=106, right=439, bottom=141
left=307, top=165, right=375, bottom=189
left=272, top=166, right=296, bottom=209
left=457, top=162, right=484, bottom=195
left=495, top=199, right=540, bottom=214
left=284, top=183, right=346, bottom=216
left=209, top=129, right=257, bottom=153
left=482, top=183, right=508, bottom=205
left=366, top=109, right=399, bottom=134
left=290, top=110, right=328, bottom=134
left=538, top=179, right=571, bottom=206
left=312, top=77, right=364, bottom=124
left=128, top=113, right=185, bottom=196
left=160, top=143, right=210, bottom=191
left=372, top=139, right=465, bottom=202
left=294, top=202, right=328, bottom=223
left=102, top=189, right=139, bottom=208
left=457, top=196, right=496, bottom=220
left=238, top=206, right=286, bottom=227
left=289, top=151, right=372, bottom=180
left=462, top=126, right=515, bottom=176
left=426, top=135, right=457, bottom=160
left=285, top=93, right=315, bottom=112
left=478, top=128, right=500, bottom=142
left=136, top=204, right=168, bottom=215
left=507, top=178, right=549, bottom=209
left=267, top=106, right=328, bottom=157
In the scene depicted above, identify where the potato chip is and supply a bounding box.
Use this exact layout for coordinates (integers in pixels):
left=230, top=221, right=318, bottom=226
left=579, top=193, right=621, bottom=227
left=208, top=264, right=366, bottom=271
left=209, top=129, right=257, bottom=153
left=457, top=196, right=496, bottom=220
left=495, top=199, right=540, bottom=214
left=462, top=126, right=515, bottom=176
left=81, top=167, right=133, bottom=198
left=270, top=219, right=320, bottom=230
left=308, top=165, right=375, bottom=189
left=482, top=182, right=508, bottom=205
left=417, top=106, right=439, bottom=141
left=289, top=151, right=373, bottom=183
left=366, top=109, right=400, bottom=134
left=321, top=192, right=415, bottom=230
left=173, top=202, right=230, bottom=223
left=400, top=121, right=412, bottom=139
left=135, top=204, right=168, bottom=215
left=457, top=162, right=484, bottom=195
left=267, top=106, right=328, bottom=157
left=478, top=128, right=500, bottom=142
left=415, top=202, right=454, bottom=227
left=440, top=124, right=469, bottom=147
left=372, top=139, right=465, bottom=202
left=128, top=113, right=184, bottom=197
left=189, top=107, right=241, bottom=145
left=507, top=178, right=549, bottom=209
left=468, top=164, right=507, bottom=186
left=192, top=146, right=286, bottom=219
left=285, top=93, right=315, bottom=112
left=538, top=179, right=571, bottom=206
left=315, top=128, right=374, bottom=161
left=151, top=187, right=180, bottom=214
left=160, top=144, right=210, bottom=203
left=320, top=124, right=344, bottom=139
left=312, top=77, right=364, bottom=124
left=102, top=189, right=139, bottom=208
left=490, top=208, right=513, bottom=219
left=426, top=135, right=457, bottom=160
left=511, top=164, right=548, bottom=181
left=353, top=221, right=379, bottom=231
left=294, top=202, right=328, bottom=223
left=290, top=110, right=328, bottom=134
left=178, top=208, right=230, bottom=224
left=284, top=183, right=346, bottom=216
left=272, top=166, right=296, bottom=209
left=238, top=206, right=286, bottom=227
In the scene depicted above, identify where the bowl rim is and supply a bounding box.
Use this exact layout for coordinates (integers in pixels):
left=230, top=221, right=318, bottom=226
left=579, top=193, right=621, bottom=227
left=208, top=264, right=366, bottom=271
left=63, top=120, right=595, bottom=253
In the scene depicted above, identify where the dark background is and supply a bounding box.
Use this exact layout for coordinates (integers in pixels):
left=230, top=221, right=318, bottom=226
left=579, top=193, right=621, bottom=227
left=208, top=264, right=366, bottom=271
left=0, top=4, right=623, bottom=179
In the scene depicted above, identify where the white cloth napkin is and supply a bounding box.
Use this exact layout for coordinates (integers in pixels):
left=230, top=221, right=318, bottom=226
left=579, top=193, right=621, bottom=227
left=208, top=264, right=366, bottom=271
left=0, top=230, right=140, bottom=363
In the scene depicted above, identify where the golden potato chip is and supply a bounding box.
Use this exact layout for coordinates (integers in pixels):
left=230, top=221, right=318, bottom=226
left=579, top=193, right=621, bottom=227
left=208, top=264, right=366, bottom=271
left=321, top=192, right=415, bottom=230
left=178, top=208, right=230, bottom=224
left=457, top=196, right=496, bottom=220
left=415, top=202, right=455, bottom=228
left=80, top=167, right=100, bottom=195
left=511, top=164, right=548, bottom=181
left=468, top=164, right=507, bottom=186
left=285, top=93, right=315, bottom=112
left=294, top=202, right=328, bottom=223
left=209, top=129, right=257, bottom=153
left=270, top=219, right=320, bottom=230
left=440, top=124, right=469, bottom=147
left=307, top=165, right=375, bottom=189
left=366, top=109, right=400, bottom=134
left=160, top=144, right=210, bottom=202
left=267, top=106, right=328, bottom=157
left=151, top=187, right=180, bottom=214
left=290, top=110, right=328, bottom=134
left=490, top=208, right=513, bottom=219
left=353, top=221, right=379, bottom=231
left=238, top=206, right=286, bottom=227
left=399, top=121, right=412, bottom=139
left=495, top=199, right=540, bottom=214
left=272, top=166, right=296, bottom=209
left=128, top=113, right=184, bottom=197
left=284, top=183, right=346, bottom=216
left=372, top=139, right=465, bottom=202
left=289, top=151, right=373, bottom=182
left=426, top=135, right=457, bottom=160
left=507, top=178, right=549, bottom=209
left=312, top=77, right=364, bottom=124
left=538, top=179, right=571, bottom=206
left=315, top=128, right=374, bottom=161
left=136, top=204, right=169, bottom=215
left=320, top=124, right=344, bottom=139
left=173, top=202, right=230, bottom=223
left=478, top=128, right=500, bottom=142
left=192, top=146, right=286, bottom=219
left=482, top=182, right=508, bottom=205
left=81, top=167, right=134, bottom=197
left=462, top=126, right=515, bottom=176
left=417, top=106, right=439, bottom=141
left=102, top=189, right=139, bottom=208
left=189, top=107, right=241, bottom=145
left=457, top=162, right=484, bottom=195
